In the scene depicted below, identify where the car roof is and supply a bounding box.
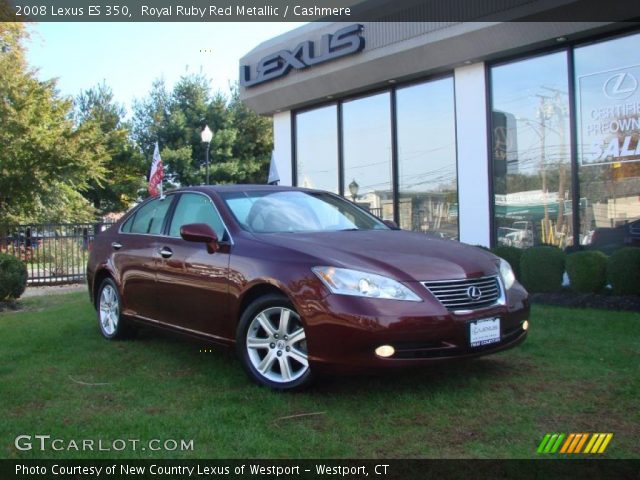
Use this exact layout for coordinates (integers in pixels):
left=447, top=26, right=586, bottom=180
left=167, top=184, right=321, bottom=195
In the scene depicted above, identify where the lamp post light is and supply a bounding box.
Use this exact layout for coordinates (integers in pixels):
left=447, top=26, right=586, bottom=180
left=348, top=179, right=359, bottom=202
left=200, top=125, right=213, bottom=185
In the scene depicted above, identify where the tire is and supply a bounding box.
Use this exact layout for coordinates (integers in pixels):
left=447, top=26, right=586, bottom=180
left=96, top=278, right=134, bottom=340
left=236, top=293, right=312, bottom=390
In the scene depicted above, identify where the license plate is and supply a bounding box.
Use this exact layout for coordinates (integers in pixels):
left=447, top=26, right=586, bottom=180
left=468, top=318, right=501, bottom=347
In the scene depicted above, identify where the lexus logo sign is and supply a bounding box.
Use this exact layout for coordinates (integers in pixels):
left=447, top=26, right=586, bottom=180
left=467, top=286, right=482, bottom=301
left=240, top=24, right=365, bottom=88
left=602, top=72, right=638, bottom=100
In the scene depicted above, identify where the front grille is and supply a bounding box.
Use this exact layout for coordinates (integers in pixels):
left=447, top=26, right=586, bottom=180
left=422, top=276, right=502, bottom=311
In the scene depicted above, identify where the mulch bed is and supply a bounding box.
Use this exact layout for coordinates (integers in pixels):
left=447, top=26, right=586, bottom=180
left=531, top=291, right=640, bottom=312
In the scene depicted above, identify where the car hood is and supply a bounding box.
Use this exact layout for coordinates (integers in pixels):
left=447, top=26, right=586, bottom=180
left=252, top=230, right=498, bottom=282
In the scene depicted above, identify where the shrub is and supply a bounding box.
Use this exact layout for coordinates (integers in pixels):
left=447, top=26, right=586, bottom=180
left=520, top=246, right=565, bottom=293
left=491, top=245, right=523, bottom=280
left=566, top=250, right=608, bottom=293
left=607, top=248, right=640, bottom=295
left=0, top=253, right=28, bottom=301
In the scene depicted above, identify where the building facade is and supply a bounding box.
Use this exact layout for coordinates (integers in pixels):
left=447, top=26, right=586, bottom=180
left=239, top=9, right=640, bottom=251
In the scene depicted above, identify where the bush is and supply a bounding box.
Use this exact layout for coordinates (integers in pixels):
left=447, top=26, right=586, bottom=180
left=491, top=245, right=523, bottom=280
left=607, top=248, right=640, bottom=295
left=520, top=246, right=565, bottom=293
left=0, top=253, right=28, bottom=301
left=566, top=250, right=608, bottom=293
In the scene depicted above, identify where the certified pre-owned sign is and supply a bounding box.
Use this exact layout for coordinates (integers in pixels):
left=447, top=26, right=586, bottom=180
left=579, top=64, right=640, bottom=166
left=240, top=24, right=364, bottom=88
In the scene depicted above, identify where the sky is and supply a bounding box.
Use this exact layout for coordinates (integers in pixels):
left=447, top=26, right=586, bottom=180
left=25, top=22, right=304, bottom=115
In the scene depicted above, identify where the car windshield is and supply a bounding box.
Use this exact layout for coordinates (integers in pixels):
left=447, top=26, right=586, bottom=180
left=220, top=190, right=389, bottom=234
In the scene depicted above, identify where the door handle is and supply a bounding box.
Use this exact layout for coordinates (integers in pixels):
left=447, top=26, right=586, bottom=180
left=159, top=247, right=173, bottom=258
left=111, top=242, right=123, bottom=250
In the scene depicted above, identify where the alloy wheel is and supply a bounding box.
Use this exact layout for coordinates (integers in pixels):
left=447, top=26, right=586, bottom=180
left=99, top=284, right=120, bottom=336
left=246, top=306, right=308, bottom=384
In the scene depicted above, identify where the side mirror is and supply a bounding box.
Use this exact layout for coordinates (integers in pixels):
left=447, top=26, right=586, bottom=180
left=383, top=220, right=399, bottom=230
left=180, top=223, right=219, bottom=253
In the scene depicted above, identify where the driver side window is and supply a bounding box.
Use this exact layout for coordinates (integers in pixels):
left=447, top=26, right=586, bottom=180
left=169, top=193, right=226, bottom=240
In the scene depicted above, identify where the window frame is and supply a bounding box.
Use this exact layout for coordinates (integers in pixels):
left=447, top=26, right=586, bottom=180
left=119, top=191, right=234, bottom=244
left=486, top=27, right=640, bottom=248
left=292, top=71, right=458, bottom=229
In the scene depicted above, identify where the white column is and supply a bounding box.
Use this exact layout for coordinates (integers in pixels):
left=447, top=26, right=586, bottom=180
left=272, top=111, right=293, bottom=186
left=455, top=63, right=491, bottom=247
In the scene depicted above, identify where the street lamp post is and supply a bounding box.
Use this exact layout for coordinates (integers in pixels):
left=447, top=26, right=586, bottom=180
left=348, top=179, right=359, bottom=202
left=201, top=125, right=213, bottom=185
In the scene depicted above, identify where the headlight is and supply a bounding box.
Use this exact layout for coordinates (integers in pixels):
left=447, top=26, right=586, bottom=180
left=498, top=258, right=516, bottom=290
left=312, top=267, right=422, bottom=302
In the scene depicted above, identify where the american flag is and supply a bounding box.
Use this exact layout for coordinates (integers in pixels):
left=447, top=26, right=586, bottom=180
left=148, top=142, right=164, bottom=197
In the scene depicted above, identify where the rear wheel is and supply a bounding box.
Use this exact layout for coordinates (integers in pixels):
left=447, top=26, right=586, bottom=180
left=96, top=278, right=134, bottom=339
left=237, top=293, right=311, bottom=390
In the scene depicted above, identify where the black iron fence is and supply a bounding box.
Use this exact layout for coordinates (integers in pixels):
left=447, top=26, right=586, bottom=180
left=0, top=223, right=114, bottom=286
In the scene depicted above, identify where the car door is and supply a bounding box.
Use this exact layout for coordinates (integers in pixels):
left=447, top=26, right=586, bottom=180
left=154, top=192, right=231, bottom=340
left=112, top=195, right=175, bottom=319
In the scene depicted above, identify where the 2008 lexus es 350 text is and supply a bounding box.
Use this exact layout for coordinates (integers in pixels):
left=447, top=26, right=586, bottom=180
left=87, top=185, right=529, bottom=390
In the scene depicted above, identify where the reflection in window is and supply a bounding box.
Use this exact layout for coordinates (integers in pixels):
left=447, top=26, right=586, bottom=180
left=295, top=105, right=339, bottom=193
left=342, top=92, right=393, bottom=220
left=491, top=52, right=573, bottom=249
left=397, top=78, right=458, bottom=239
left=129, top=197, right=173, bottom=235
left=575, top=32, right=640, bottom=253
left=169, top=193, right=225, bottom=239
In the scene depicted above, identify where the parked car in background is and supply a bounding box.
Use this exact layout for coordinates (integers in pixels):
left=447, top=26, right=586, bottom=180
left=498, top=221, right=534, bottom=249
left=87, top=186, right=529, bottom=390
left=587, top=219, right=640, bottom=253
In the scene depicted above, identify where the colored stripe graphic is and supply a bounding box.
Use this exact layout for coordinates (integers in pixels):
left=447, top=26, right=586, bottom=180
left=550, top=434, right=565, bottom=453
left=538, top=433, right=613, bottom=454
left=537, top=434, right=551, bottom=454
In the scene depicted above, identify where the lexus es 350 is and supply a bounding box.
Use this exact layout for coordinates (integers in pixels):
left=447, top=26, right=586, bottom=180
left=87, top=186, right=529, bottom=390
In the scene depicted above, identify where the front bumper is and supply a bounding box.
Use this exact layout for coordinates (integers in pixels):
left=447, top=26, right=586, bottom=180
left=297, top=282, right=530, bottom=374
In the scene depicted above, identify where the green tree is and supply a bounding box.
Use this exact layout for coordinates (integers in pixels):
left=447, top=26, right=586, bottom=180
left=132, top=75, right=272, bottom=189
left=0, top=23, right=105, bottom=224
left=75, top=82, right=146, bottom=214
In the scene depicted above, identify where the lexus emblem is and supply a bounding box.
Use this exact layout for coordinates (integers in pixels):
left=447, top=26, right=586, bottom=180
left=603, top=72, right=638, bottom=100
left=467, top=286, right=482, bottom=300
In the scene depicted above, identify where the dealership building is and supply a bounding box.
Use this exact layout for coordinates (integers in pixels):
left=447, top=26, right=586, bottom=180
left=239, top=4, right=640, bottom=250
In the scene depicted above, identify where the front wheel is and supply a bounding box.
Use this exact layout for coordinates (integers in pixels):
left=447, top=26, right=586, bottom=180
left=96, top=278, right=134, bottom=340
left=237, top=293, right=312, bottom=390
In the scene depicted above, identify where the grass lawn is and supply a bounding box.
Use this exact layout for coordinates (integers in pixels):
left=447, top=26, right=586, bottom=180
left=1, top=292, right=638, bottom=459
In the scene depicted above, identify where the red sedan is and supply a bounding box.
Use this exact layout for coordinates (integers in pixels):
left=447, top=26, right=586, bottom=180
left=87, top=186, right=529, bottom=390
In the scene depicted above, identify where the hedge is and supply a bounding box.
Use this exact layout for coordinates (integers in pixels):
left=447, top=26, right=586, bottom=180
left=607, top=248, right=640, bottom=295
left=520, top=246, right=565, bottom=293
left=0, top=253, right=28, bottom=301
left=566, top=250, right=608, bottom=293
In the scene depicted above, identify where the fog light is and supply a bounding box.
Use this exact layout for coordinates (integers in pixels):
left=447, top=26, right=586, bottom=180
left=522, top=320, right=529, bottom=331
left=375, top=345, right=395, bottom=358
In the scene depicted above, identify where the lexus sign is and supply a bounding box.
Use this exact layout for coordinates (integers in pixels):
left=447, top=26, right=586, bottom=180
left=240, top=24, right=365, bottom=88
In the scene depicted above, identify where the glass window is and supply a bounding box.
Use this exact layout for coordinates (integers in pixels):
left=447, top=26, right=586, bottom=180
left=491, top=52, right=573, bottom=249
left=295, top=105, right=339, bottom=192
left=129, top=197, right=174, bottom=235
left=575, top=32, right=640, bottom=253
left=169, top=193, right=226, bottom=240
left=397, top=78, right=458, bottom=239
left=342, top=92, right=393, bottom=220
